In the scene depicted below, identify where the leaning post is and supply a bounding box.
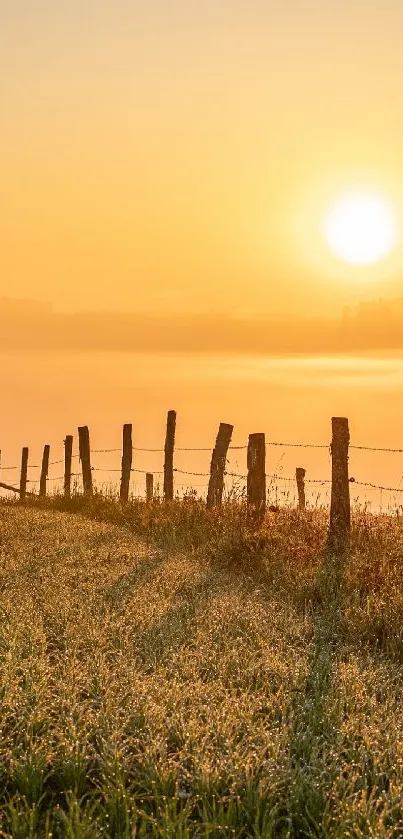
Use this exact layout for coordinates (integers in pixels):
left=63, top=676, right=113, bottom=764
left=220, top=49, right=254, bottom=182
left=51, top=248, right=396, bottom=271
left=206, top=422, right=233, bottom=508
left=39, top=444, right=50, bottom=497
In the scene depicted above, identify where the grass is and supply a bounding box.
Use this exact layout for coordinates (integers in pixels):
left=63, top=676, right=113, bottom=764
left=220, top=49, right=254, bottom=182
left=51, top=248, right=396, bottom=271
left=0, top=494, right=403, bottom=835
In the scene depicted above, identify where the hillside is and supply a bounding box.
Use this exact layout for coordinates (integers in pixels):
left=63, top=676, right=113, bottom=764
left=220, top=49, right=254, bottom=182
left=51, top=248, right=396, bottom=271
left=0, top=504, right=403, bottom=836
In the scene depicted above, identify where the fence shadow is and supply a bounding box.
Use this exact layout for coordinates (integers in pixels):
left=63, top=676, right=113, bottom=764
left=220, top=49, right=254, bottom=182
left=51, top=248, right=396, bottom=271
left=286, top=546, right=347, bottom=834
left=101, top=550, right=169, bottom=607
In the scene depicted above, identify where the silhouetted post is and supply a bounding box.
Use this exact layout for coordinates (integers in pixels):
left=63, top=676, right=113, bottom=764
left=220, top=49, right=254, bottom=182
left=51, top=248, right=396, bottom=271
left=20, top=447, right=28, bottom=502
left=296, top=467, right=306, bottom=510
left=146, top=472, right=154, bottom=502
left=247, top=433, right=266, bottom=523
left=64, top=435, right=73, bottom=498
left=164, top=410, right=176, bottom=501
left=206, top=422, right=233, bottom=509
left=329, top=417, right=350, bottom=552
left=78, top=426, right=93, bottom=497
left=39, top=445, right=50, bottom=497
left=120, top=423, right=133, bottom=503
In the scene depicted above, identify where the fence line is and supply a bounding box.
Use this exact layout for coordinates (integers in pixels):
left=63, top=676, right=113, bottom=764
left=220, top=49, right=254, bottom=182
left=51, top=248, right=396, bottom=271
left=3, top=413, right=403, bottom=551
left=3, top=465, right=402, bottom=494
left=2, top=439, right=403, bottom=472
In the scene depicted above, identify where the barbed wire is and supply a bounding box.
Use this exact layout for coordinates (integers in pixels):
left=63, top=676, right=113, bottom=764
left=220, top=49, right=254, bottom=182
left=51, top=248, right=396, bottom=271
left=133, top=468, right=164, bottom=475
left=46, top=462, right=403, bottom=494
left=3, top=440, right=403, bottom=470
left=173, top=468, right=210, bottom=477
left=122, top=442, right=403, bottom=453
left=31, top=468, right=403, bottom=497
left=265, top=442, right=403, bottom=453
left=350, top=478, right=403, bottom=493
left=350, top=445, right=403, bottom=453
left=131, top=443, right=327, bottom=451
left=132, top=447, right=164, bottom=452
left=228, top=471, right=331, bottom=485
left=91, top=448, right=121, bottom=454
left=268, top=474, right=331, bottom=485
left=6, top=472, right=403, bottom=499
left=92, top=466, right=164, bottom=476
left=266, top=442, right=329, bottom=449
left=3, top=434, right=403, bottom=503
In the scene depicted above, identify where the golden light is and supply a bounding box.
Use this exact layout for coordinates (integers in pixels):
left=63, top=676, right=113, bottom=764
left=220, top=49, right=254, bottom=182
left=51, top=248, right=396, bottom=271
left=322, top=192, right=399, bottom=266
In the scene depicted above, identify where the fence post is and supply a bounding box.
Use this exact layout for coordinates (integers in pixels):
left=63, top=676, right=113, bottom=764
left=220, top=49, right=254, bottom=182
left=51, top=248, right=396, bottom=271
left=64, top=435, right=73, bottom=498
left=164, top=410, right=176, bottom=501
left=39, top=445, right=50, bottom=498
left=296, top=467, right=306, bottom=510
left=329, top=417, right=350, bottom=552
left=20, top=447, right=28, bottom=502
left=78, top=426, right=93, bottom=497
left=206, top=423, right=233, bottom=509
left=146, top=472, right=154, bottom=502
left=247, top=433, right=266, bottom=523
left=120, top=423, right=133, bottom=502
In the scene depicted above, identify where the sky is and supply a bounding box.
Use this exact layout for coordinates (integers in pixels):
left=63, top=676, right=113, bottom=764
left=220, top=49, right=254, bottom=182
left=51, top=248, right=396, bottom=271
left=2, top=1, right=403, bottom=500
left=2, top=0, right=403, bottom=316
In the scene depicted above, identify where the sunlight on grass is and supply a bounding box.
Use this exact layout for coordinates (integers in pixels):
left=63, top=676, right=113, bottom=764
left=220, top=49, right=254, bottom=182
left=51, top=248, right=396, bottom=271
left=0, top=500, right=402, bottom=835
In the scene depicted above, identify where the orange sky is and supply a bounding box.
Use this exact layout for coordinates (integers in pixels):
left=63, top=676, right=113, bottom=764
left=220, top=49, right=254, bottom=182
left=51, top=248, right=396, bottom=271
left=3, top=2, right=403, bottom=504
left=2, top=0, right=403, bottom=316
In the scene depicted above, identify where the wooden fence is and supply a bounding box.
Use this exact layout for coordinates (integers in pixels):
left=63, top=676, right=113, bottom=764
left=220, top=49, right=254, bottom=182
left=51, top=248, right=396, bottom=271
left=0, top=412, right=353, bottom=549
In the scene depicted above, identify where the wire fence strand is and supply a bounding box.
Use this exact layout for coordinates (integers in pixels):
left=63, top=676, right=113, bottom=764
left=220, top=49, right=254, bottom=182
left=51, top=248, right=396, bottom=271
left=4, top=433, right=403, bottom=505
left=350, top=479, right=403, bottom=493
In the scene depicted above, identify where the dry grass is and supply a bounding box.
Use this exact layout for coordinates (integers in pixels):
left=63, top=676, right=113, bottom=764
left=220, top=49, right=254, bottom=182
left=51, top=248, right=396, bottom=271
left=0, top=498, right=402, bottom=836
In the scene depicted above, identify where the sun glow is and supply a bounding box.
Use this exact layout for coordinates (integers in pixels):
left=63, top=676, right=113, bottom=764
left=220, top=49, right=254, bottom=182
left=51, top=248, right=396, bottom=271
left=322, top=192, right=399, bottom=266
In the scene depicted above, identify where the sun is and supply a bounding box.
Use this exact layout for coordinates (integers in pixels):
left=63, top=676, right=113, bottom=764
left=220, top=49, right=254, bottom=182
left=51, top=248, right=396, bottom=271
left=322, top=192, right=399, bottom=266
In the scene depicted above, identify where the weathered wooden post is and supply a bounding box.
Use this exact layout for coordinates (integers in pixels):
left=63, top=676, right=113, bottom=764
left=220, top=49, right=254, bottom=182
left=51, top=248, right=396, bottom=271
left=296, top=467, right=306, bottom=510
left=206, top=422, right=233, bottom=509
left=247, top=433, right=266, bottom=523
left=78, top=426, right=93, bottom=497
left=329, top=417, right=350, bottom=552
left=64, top=435, right=73, bottom=498
left=146, top=472, right=154, bottom=502
left=20, top=447, right=28, bottom=502
left=39, top=445, right=50, bottom=497
left=164, top=410, right=176, bottom=501
left=120, top=423, right=133, bottom=503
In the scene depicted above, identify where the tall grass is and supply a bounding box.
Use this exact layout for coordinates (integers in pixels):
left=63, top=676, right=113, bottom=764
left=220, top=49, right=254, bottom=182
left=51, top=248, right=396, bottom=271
left=0, top=495, right=402, bottom=836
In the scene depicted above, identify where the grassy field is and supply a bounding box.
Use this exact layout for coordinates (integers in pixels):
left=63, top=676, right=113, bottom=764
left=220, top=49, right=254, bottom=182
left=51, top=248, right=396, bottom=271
left=0, top=497, right=403, bottom=837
